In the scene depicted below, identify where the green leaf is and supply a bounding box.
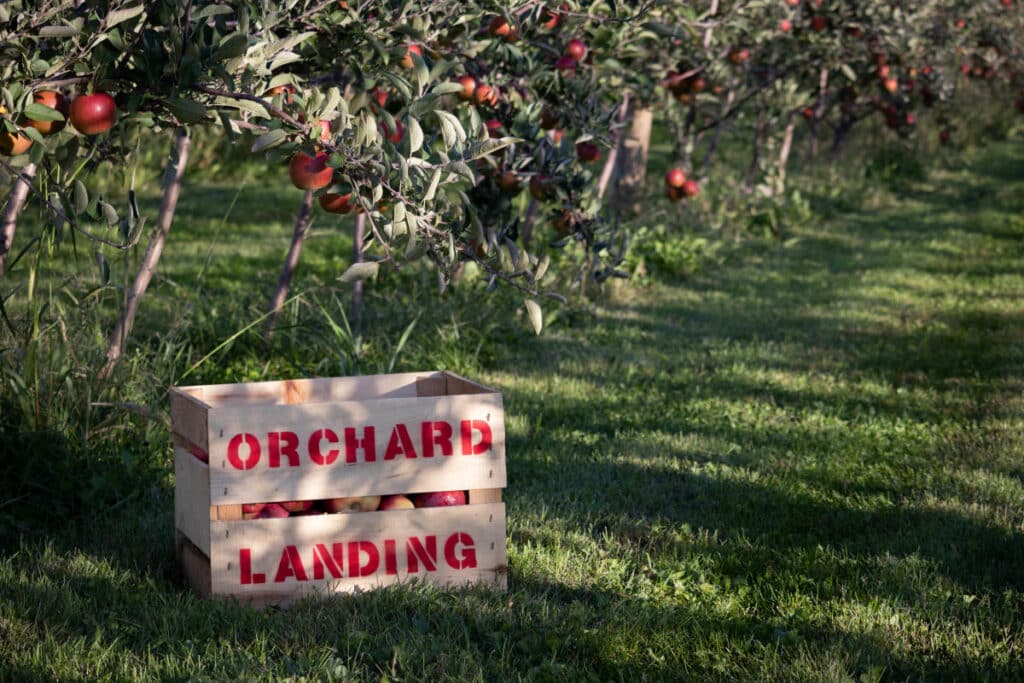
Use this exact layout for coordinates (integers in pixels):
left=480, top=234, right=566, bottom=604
left=423, top=167, right=442, bottom=202
left=407, top=116, right=423, bottom=154
left=412, top=54, right=430, bottom=97
left=534, top=254, right=550, bottom=283
left=105, top=4, right=145, bottom=29
left=21, top=102, right=64, bottom=122
left=524, top=299, right=543, bottom=334
left=99, top=201, right=118, bottom=227
left=38, top=25, right=80, bottom=38
left=251, top=128, right=287, bottom=152
left=215, top=33, right=249, bottom=60
left=430, top=82, right=467, bottom=96
left=164, top=97, right=208, bottom=124
left=840, top=63, right=857, bottom=82
left=73, top=180, right=88, bottom=215
left=338, top=261, right=379, bottom=283
left=466, top=136, right=519, bottom=161
left=194, top=5, right=234, bottom=19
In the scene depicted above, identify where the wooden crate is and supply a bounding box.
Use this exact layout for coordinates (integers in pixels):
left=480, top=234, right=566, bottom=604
left=171, top=371, right=507, bottom=606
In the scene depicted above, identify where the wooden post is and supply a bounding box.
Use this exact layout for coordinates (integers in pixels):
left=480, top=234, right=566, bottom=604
left=614, top=107, right=653, bottom=215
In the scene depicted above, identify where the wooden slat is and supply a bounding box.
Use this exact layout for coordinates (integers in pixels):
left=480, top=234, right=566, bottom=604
left=208, top=503, right=507, bottom=601
left=170, top=388, right=209, bottom=453
left=177, top=530, right=212, bottom=599
left=205, top=392, right=506, bottom=505
left=215, top=505, right=243, bottom=521
left=468, top=488, right=502, bottom=505
left=284, top=379, right=309, bottom=405
left=415, top=375, right=447, bottom=397
left=443, top=371, right=495, bottom=395
left=175, top=372, right=443, bottom=408
left=174, top=444, right=212, bottom=555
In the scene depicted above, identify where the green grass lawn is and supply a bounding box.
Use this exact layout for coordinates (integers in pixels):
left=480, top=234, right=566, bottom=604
left=2, top=137, right=1023, bottom=681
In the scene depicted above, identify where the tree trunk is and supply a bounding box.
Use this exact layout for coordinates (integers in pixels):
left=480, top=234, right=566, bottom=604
left=596, top=95, right=630, bottom=202
left=352, top=212, right=365, bottom=336
left=809, top=66, right=829, bottom=161
left=265, top=190, right=314, bottom=342
left=101, top=128, right=190, bottom=378
left=699, top=89, right=736, bottom=175
left=776, top=112, right=797, bottom=195
left=746, top=109, right=766, bottom=188
left=614, top=107, right=653, bottom=215
left=0, top=162, right=37, bottom=277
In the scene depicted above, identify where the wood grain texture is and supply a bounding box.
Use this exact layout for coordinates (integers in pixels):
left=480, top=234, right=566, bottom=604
left=207, top=503, right=507, bottom=602
left=205, top=392, right=506, bottom=505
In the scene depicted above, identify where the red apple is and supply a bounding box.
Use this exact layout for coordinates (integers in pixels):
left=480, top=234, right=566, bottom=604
left=289, top=151, right=333, bottom=190
left=314, top=119, right=331, bottom=142
left=379, top=494, right=415, bottom=510
left=810, top=15, right=828, bottom=32
left=188, top=445, right=209, bottom=463
left=24, top=90, right=70, bottom=135
left=323, top=495, right=381, bottom=513
left=370, top=87, right=389, bottom=109
left=473, top=84, right=499, bottom=107
left=666, top=185, right=685, bottom=202
left=319, top=192, right=353, bottom=214
left=779, top=19, right=792, bottom=33
left=69, top=92, right=117, bottom=135
left=485, top=119, right=504, bottom=138
left=665, top=167, right=687, bottom=188
left=280, top=500, right=314, bottom=513
left=0, top=128, right=32, bottom=156
left=413, top=490, right=467, bottom=507
left=265, top=84, right=297, bottom=103
left=801, top=106, right=816, bottom=120
left=682, top=179, right=700, bottom=198
left=529, top=174, right=554, bottom=200
left=456, top=75, right=477, bottom=101
left=882, top=78, right=899, bottom=93
left=576, top=141, right=600, bottom=162
left=541, top=3, right=568, bottom=29
left=565, top=38, right=587, bottom=61
left=497, top=170, right=521, bottom=194
left=728, top=47, right=751, bottom=65
left=540, top=108, right=561, bottom=129
left=555, top=55, right=577, bottom=74
left=381, top=119, right=404, bottom=143
left=400, top=44, right=422, bottom=69
left=241, top=503, right=266, bottom=519
left=256, top=503, right=291, bottom=519
left=488, top=15, right=515, bottom=38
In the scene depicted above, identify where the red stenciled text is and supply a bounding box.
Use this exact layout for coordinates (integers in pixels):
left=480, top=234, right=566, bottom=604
left=238, top=531, right=478, bottom=585
left=226, top=420, right=492, bottom=470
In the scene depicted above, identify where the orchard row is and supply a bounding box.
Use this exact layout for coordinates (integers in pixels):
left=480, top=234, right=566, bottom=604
left=1, top=1, right=1021, bottom=350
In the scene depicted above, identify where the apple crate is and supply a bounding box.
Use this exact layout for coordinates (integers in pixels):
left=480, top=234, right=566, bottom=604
left=171, top=371, right=507, bottom=607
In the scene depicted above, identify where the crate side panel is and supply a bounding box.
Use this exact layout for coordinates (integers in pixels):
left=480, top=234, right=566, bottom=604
left=170, top=389, right=209, bottom=453
left=174, top=446, right=211, bottom=556
left=209, top=503, right=506, bottom=599
left=306, top=372, right=441, bottom=402
left=177, top=531, right=212, bottom=598
left=206, top=393, right=506, bottom=505
left=442, top=371, right=497, bottom=395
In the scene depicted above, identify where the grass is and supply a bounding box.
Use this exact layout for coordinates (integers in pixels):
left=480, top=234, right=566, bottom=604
left=1, top=131, right=1024, bottom=680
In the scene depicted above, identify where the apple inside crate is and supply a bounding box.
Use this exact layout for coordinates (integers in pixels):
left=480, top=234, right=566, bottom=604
left=171, top=371, right=507, bottom=607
